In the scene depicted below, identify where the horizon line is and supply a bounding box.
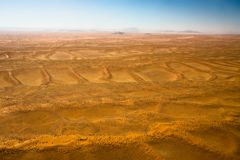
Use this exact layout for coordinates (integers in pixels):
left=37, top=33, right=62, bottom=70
left=0, top=27, right=240, bottom=35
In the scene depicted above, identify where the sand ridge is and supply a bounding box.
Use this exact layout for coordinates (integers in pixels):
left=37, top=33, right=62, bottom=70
left=0, top=33, right=239, bottom=160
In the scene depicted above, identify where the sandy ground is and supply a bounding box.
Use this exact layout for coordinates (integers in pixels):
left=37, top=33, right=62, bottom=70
left=0, top=33, right=239, bottom=160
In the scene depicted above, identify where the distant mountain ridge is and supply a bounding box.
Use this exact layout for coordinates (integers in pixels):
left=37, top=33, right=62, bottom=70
left=0, top=27, right=204, bottom=34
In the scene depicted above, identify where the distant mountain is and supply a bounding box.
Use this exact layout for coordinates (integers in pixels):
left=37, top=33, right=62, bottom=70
left=121, top=28, right=139, bottom=33
left=113, top=32, right=125, bottom=35
left=179, top=30, right=201, bottom=34
left=156, top=30, right=201, bottom=34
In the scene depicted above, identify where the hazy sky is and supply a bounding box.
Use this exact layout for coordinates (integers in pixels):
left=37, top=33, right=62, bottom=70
left=0, top=0, right=240, bottom=33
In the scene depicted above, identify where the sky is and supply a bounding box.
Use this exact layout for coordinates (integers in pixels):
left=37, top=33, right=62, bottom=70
left=0, top=0, right=240, bottom=33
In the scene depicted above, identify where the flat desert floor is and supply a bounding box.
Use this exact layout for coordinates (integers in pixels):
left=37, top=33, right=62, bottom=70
left=0, top=33, right=239, bottom=160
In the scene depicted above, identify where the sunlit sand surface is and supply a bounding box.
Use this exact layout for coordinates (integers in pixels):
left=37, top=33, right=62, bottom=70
left=0, top=33, right=239, bottom=160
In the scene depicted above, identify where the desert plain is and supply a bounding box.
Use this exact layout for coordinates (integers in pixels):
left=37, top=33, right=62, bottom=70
left=0, top=32, right=239, bottom=160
